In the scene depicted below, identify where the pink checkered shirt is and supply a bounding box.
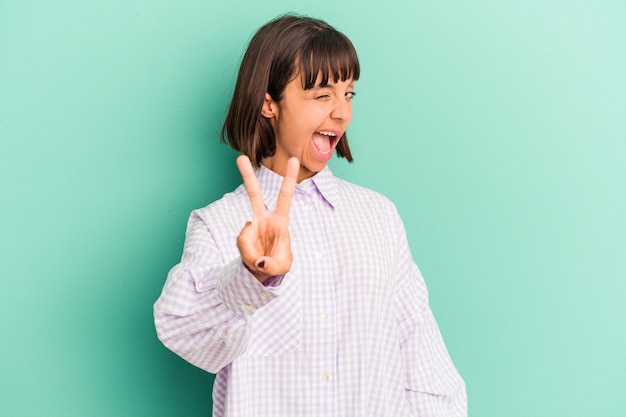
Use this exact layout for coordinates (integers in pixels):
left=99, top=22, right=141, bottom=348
left=154, top=166, right=466, bottom=416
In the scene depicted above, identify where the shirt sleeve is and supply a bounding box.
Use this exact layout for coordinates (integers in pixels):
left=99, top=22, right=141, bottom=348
left=392, top=211, right=468, bottom=416
left=153, top=210, right=282, bottom=373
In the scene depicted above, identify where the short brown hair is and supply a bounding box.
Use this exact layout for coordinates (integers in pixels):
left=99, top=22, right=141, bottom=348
left=222, top=15, right=360, bottom=167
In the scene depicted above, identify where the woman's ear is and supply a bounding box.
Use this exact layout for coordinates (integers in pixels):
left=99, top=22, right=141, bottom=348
left=261, top=93, right=276, bottom=118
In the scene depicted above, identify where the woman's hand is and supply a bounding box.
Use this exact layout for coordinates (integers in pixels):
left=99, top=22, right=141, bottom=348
left=236, top=155, right=299, bottom=283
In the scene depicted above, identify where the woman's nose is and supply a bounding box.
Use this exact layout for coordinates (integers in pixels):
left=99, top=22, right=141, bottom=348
left=331, top=97, right=351, bottom=121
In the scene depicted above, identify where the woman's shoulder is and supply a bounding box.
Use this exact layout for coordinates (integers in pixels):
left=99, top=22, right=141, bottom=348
left=332, top=176, right=408, bottom=242
left=335, top=176, right=396, bottom=208
left=189, top=184, right=250, bottom=224
left=333, top=176, right=403, bottom=223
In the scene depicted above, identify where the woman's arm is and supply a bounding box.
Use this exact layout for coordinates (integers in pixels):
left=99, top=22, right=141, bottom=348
left=153, top=211, right=282, bottom=373
left=154, top=156, right=299, bottom=373
left=392, top=211, right=468, bottom=416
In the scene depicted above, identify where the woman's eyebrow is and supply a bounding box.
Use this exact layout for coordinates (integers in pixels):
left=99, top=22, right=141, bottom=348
left=309, top=84, right=332, bottom=90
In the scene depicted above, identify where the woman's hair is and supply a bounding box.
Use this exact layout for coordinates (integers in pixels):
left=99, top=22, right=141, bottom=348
left=222, top=14, right=360, bottom=167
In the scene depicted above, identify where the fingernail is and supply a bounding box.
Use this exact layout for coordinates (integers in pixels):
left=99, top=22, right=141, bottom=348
left=257, top=260, right=265, bottom=269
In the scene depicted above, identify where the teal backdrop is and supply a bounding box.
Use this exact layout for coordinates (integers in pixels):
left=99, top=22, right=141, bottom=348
left=1, top=1, right=625, bottom=416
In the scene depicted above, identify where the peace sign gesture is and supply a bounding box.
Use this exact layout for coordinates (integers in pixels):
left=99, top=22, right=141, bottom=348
left=236, top=155, right=299, bottom=283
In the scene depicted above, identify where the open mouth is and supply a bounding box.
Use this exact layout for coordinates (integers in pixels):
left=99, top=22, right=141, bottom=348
left=312, top=130, right=338, bottom=155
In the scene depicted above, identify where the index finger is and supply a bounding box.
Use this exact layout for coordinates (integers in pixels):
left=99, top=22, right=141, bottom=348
left=274, top=157, right=299, bottom=217
left=236, top=155, right=266, bottom=217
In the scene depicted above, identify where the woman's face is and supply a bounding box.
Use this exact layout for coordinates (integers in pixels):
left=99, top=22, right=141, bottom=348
left=262, top=73, right=355, bottom=182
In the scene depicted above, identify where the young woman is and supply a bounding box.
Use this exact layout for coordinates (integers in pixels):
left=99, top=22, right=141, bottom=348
left=154, top=14, right=467, bottom=417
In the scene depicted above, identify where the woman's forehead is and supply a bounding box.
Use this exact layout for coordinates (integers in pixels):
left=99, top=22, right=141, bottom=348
left=296, top=50, right=359, bottom=88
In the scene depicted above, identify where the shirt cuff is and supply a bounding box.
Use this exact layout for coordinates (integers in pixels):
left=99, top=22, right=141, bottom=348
left=216, top=257, right=281, bottom=318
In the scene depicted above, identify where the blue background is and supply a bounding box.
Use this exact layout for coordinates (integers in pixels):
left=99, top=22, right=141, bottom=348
left=1, top=1, right=625, bottom=416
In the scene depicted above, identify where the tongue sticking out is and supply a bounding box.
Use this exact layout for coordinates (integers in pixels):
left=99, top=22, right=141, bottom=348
left=312, top=133, right=332, bottom=154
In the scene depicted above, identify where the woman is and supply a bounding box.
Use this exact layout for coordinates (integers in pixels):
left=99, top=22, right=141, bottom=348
left=154, top=14, right=466, bottom=417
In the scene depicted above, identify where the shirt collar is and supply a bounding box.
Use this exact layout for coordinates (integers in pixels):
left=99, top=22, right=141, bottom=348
left=255, top=165, right=340, bottom=211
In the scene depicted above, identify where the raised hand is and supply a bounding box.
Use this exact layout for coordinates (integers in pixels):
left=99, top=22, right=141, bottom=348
left=236, top=155, right=299, bottom=283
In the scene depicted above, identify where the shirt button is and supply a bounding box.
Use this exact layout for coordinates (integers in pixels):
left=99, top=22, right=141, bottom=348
left=305, top=204, right=312, bottom=212
left=260, top=291, right=270, bottom=299
left=322, top=373, right=330, bottom=381
left=245, top=303, right=255, bottom=311
left=321, top=312, right=329, bottom=320
left=316, top=252, right=324, bottom=260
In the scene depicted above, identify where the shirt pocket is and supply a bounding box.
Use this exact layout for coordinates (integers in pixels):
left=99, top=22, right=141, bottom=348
left=242, top=279, right=301, bottom=357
